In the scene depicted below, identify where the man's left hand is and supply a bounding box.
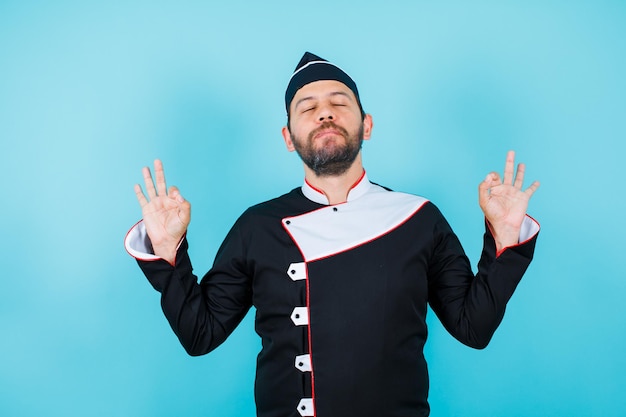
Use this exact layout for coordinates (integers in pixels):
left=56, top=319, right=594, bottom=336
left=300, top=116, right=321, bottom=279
left=478, top=150, right=540, bottom=253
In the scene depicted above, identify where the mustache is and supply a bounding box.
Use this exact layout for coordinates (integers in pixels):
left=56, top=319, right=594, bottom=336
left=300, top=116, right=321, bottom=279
left=309, top=121, right=350, bottom=140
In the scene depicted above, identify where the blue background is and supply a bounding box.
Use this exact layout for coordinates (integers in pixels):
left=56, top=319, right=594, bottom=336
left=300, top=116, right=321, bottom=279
left=1, top=1, right=625, bottom=416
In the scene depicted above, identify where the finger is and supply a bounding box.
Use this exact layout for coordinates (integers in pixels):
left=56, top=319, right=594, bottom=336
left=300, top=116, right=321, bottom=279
left=142, top=166, right=157, bottom=200
left=503, top=150, right=515, bottom=186
left=169, top=186, right=186, bottom=203
left=514, top=163, right=526, bottom=189
left=178, top=199, right=192, bottom=226
left=478, top=172, right=499, bottom=203
left=478, top=177, right=490, bottom=205
left=524, top=180, right=540, bottom=197
left=134, top=183, right=149, bottom=208
left=484, top=171, right=502, bottom=187
left=168, top=185, right=191, bottom=227
left=154, top=159, right=167, bottom=197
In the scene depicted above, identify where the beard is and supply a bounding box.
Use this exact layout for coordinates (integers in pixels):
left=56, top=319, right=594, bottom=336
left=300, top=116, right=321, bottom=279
left=290, top=121, right=364, bottom=177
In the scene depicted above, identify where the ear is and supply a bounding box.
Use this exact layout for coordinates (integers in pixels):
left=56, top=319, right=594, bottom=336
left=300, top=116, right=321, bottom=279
left=362, top=114, right=374, bottom=141
left=281, top=126, right=296, bottom=152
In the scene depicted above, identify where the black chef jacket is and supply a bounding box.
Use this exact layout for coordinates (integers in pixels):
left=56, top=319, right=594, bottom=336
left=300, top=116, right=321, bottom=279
left=125, top=173, right=540, bottom=417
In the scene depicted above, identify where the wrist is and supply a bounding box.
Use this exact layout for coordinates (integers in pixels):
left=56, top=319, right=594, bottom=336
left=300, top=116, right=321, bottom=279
left=487, top=221, right=520, bottom=253
left=152, top=238, right=183, bottom=266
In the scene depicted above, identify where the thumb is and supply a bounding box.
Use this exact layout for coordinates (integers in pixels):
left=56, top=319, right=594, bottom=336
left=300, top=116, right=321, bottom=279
left=478, top=172, right=497, bottom=203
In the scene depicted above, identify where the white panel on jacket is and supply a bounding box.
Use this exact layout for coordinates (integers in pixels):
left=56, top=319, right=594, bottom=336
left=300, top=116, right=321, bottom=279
left=283, top=184, right=428, bottom=262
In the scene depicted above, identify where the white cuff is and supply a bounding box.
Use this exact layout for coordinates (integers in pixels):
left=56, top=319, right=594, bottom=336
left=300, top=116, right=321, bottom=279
left=124, top=220, right=161, bottom=261
left=519, top=215, right=540, bottom=243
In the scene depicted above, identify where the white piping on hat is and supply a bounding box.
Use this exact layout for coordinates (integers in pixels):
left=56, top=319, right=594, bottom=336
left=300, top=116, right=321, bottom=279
left=288, top=60, right=350, bottom=82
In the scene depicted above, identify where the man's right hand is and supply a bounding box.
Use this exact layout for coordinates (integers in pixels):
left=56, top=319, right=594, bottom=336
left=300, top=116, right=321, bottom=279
left=134, top=159, right=191, bottom=265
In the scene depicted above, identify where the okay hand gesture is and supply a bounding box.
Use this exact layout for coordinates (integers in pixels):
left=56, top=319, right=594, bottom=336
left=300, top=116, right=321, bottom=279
left=478, top=151, right=540, bottom=252
left=134, top=159, right=191, bottom=264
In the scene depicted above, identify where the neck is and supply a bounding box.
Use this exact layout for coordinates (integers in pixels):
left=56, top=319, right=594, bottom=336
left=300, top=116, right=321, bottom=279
left=303, top=154, right=365, bottom=205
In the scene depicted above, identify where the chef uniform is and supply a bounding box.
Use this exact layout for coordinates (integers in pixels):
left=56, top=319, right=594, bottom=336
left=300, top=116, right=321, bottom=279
left=125, top=52, right=540, bottom=417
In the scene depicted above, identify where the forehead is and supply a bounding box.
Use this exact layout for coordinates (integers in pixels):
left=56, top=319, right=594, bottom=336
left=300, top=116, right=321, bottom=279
left=291, top=80, right=356, bottom=108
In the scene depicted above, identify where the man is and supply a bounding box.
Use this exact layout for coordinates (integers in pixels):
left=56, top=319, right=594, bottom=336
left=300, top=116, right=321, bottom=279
left=125, top=52, right=540, bottom=417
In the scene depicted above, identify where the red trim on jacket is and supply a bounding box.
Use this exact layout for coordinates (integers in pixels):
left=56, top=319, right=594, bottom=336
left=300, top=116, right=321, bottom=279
left=490, top=215, right=541, bottom=258
left=281, top=219, right=317, bottom=415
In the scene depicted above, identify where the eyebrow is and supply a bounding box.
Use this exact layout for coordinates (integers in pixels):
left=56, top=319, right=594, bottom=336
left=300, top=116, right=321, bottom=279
left=294, top=91, right=353, bottom=111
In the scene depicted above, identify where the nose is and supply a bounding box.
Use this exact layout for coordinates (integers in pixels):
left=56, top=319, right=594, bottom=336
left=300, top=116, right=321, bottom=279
left=317, top=102, right=335, bottom=122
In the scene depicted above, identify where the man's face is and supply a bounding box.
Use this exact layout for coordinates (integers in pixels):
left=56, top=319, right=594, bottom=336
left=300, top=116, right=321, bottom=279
left=283, top=80, right=372, bottom=177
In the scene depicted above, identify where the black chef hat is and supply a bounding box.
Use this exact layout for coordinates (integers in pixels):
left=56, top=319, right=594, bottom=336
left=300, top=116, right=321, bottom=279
left=285, top=52, right=363, bottom=116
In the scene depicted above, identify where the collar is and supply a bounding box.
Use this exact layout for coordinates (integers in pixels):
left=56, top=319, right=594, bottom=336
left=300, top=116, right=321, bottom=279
left=301, top=170, right=371, bottom=205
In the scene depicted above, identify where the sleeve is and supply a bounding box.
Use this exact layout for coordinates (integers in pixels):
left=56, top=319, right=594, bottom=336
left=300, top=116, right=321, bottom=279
left=427, top=212, right=540, bottom=349
left=125, top=218, right=253, bottom=356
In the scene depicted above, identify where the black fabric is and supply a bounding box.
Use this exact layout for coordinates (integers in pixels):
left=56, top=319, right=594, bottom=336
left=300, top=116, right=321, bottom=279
left=137, top=185, right=537, bottom=417
left=285, top=51, right=363, bottom=115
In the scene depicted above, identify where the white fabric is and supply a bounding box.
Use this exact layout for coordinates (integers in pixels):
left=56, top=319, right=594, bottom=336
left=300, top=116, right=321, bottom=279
left=301, top=172, right=372, bottom=205
left=296, top=398, right=314, bottom=416
left=290, top=307, right=309, bottom=326
left=284, top=185, right=428, bottom=262
left=520, top=216, right=540, bottom=243
left=124, top=221, right=160, bottom=261
left=287, top=262, right=307, bottom=281
left=294, top=354, right=312, bottom=372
